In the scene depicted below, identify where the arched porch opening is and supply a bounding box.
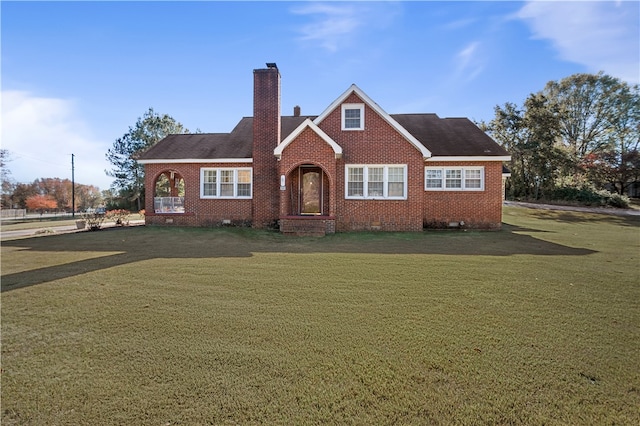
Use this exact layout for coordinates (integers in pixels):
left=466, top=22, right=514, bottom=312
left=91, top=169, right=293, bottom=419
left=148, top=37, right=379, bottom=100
left=285, top=164, right=331, bottom=216
left=153, top=170, right=185, bottom=213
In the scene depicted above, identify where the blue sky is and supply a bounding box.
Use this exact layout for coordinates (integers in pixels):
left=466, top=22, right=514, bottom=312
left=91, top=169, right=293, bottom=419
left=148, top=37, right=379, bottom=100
left=2, top=1, right=639, bottom=191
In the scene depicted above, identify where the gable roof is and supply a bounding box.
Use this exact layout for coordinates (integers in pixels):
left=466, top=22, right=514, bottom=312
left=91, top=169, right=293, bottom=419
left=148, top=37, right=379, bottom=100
left=274, top=118, right=343, bottom=160
left=314, top=84, right=432, bottom=159
left=137, top=87, right=509, bottom=163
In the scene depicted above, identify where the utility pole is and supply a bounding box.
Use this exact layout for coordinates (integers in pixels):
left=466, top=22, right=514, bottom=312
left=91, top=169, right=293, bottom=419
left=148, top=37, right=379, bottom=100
left=71, top=154, right=75, bottom=218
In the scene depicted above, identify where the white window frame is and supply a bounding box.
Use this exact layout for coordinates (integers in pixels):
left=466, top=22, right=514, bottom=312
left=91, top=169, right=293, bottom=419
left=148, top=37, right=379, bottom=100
left=424, top=167, right=484, bottom=191
left=200, top=168, right=253, bottom=199
left=341, top=103, right=365, bottom=131
left=345, top=165, right=407, bottom=200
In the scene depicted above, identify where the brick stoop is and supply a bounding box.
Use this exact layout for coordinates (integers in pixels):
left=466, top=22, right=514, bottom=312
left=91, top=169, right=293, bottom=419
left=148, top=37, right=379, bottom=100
left=280, top=216, right=336, bottom=236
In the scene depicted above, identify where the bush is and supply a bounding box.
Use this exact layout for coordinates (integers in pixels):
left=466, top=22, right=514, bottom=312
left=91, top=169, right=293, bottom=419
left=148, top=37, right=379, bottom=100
left=606, top=192, right=630, bottom=208
left=80, top=212, right=105, bottom=230
left=106, top=209, right=131, bottom=226
left=548, top=185, right=630, bottom=208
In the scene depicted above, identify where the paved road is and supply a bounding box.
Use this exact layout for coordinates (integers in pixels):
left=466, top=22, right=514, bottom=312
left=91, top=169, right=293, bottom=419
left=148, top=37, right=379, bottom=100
left=504, top=200, right=640, bottom=216
left=1, top=220, right=145, bottom=240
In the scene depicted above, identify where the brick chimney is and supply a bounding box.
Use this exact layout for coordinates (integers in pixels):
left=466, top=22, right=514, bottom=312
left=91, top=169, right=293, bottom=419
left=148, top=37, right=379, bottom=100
left=293, top=105, right=301, bottom=117
left=252, top=63, right=281, bottom=229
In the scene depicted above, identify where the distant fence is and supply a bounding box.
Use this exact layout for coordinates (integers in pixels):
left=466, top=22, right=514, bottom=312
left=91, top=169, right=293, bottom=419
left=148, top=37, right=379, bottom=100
left=1, top=209, right=27, bottom=219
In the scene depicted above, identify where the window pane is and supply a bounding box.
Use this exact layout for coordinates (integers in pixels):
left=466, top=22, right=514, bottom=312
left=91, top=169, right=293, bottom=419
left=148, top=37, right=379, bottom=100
left=465, top=169, right=482, bottom=189
left=237, top=170, right=251, bottom=183
left=368, top=182, right=383, bottom=196
left=347, top=167, right=363, bottom=197
left=387, top=167, right=404, bottom=197
left=445, top=169, right=462, bottom=188
left=237, top=183, right=251, bottom=197
left=220, top=184, right=234, bottom=196
left=388, top=182, right=404, bottom=197
left=219, top=170, right=234, bottom=196
left=368, top=167, right=383, bottom=196
left=344, top=108, right=361, bottom=129
left=220, top=170, right=234, bottom=183
left=426, top=169, right=443, bottom=188
left=203, top=170, right=217, bottom=196
left=348, top=182, right=363, bottom=196
left=349, top=167, right=363, bottom=182
left=388, top=167, right=404, bottom=182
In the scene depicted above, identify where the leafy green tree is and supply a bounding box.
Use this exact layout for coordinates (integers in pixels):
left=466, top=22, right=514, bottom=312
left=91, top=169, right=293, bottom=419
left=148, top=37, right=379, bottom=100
left=1, top=149, right=15, bottom=208
left=487, top=94, right=566, bottom=199
left=542, top=72, right=638, bottom=168
left=488, top=72, right=639, bottom=200
left=105, top=108, right=188, bottom=210
left=600, top=82, right=640, bottom=194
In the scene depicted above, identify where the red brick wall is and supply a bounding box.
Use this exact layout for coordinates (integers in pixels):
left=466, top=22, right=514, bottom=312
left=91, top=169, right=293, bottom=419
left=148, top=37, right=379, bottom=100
left=252, top=67, right=281, bottom=228
left=143, top=91, right=505, bottom=232
left=422, top=161, right=504, bottom=229
left=317, top=93, right=425, bottom=231
left=144, top=162, right=253, bottom=227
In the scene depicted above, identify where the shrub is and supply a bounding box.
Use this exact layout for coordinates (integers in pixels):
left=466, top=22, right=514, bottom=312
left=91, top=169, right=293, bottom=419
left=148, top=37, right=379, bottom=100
left=548, top=185, right=630, bottom=208
left=606, top=192, right=630, bottom=208
left=106, top=209, right=131, bottom=226
left=80, top=212, right=105, bottom=230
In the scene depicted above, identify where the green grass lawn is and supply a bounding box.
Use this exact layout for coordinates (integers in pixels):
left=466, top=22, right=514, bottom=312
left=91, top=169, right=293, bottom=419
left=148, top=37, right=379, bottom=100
left=2, top=207, right=639, bottom=425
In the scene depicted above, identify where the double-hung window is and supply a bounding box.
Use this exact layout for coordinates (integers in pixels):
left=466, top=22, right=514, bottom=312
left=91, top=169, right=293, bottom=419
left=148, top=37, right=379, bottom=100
left=200, top=168, right=252, bottom=198
left=346, top=165, right=407, bottom=199
left=424, top=167, right=484, bottom=191
left=342, top=104, right=365, bottom=130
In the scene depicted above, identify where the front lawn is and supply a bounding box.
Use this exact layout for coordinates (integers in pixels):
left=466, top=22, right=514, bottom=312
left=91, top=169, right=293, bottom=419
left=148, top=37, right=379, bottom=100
left=1, top=207, right=638, bottom=424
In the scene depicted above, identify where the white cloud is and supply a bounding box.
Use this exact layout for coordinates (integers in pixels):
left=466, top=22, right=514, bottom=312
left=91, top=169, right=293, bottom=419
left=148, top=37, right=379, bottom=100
left=291, top=3, right=360, bottom=52
left=454, top=41, right=485, bottom=82
left=1, top=90, right=114, bottom=190
left=291, top=2, right=401, bottom=52
left=516, top=1, right=639, bottom=83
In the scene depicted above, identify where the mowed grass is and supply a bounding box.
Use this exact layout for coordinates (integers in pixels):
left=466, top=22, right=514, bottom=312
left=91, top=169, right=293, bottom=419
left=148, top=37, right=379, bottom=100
left=1, top=207, right=639, bottom=425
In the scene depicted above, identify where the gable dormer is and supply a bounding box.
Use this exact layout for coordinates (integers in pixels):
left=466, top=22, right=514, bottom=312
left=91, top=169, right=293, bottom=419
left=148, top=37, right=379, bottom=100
left=313, top=84, right=431, bottom=159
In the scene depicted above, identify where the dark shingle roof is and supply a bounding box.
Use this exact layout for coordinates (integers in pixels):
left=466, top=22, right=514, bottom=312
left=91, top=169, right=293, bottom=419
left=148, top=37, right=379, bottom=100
left=137, top=116, right=312, bottom=161
left=137, top=113, right=507, bottom=161
left=390, top=114, right=509, bottom=157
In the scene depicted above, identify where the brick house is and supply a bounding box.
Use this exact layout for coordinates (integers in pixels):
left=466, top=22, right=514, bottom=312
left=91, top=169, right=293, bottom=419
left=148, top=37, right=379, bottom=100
left=137, top=63, right=510, bottom=235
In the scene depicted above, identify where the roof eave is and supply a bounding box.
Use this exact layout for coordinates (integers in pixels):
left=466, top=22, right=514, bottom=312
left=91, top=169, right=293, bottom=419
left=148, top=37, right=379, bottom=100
left=425, top=156, right=511, bottom=162
left=137, top=158, right=253, bottom=164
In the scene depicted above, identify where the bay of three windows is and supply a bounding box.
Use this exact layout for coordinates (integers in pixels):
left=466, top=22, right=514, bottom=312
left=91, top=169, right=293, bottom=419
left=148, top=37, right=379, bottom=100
left=201, top=168, right=252, bottom=198
left=425, top=167, right=484, bottom=190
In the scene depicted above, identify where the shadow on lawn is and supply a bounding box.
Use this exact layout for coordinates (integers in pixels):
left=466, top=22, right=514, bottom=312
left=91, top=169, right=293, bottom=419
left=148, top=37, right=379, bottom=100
left=1, top=225, right=596, bottom=292
left=525, top=209, right=640, bottom=226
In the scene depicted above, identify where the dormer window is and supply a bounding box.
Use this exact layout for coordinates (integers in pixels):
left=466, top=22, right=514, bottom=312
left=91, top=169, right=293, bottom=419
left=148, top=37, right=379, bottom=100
left=342, top=103, right=364, bottom=130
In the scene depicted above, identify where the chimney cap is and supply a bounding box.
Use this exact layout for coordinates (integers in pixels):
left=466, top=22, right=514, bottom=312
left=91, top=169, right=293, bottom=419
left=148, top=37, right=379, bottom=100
left=266, top=62, right=278, bottom=69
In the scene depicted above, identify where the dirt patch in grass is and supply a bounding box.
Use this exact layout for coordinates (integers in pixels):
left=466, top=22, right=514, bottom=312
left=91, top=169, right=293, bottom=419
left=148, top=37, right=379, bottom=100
left=2, top=207, right=639, bottom=424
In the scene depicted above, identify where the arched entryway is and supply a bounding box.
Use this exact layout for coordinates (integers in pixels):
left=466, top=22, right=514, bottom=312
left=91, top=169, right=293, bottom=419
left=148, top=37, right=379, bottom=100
left=285, top=164, right=330, bottom=216
left=280, top=164, right=335, bottom=235
left=153, top=170, right=185, bottom=213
